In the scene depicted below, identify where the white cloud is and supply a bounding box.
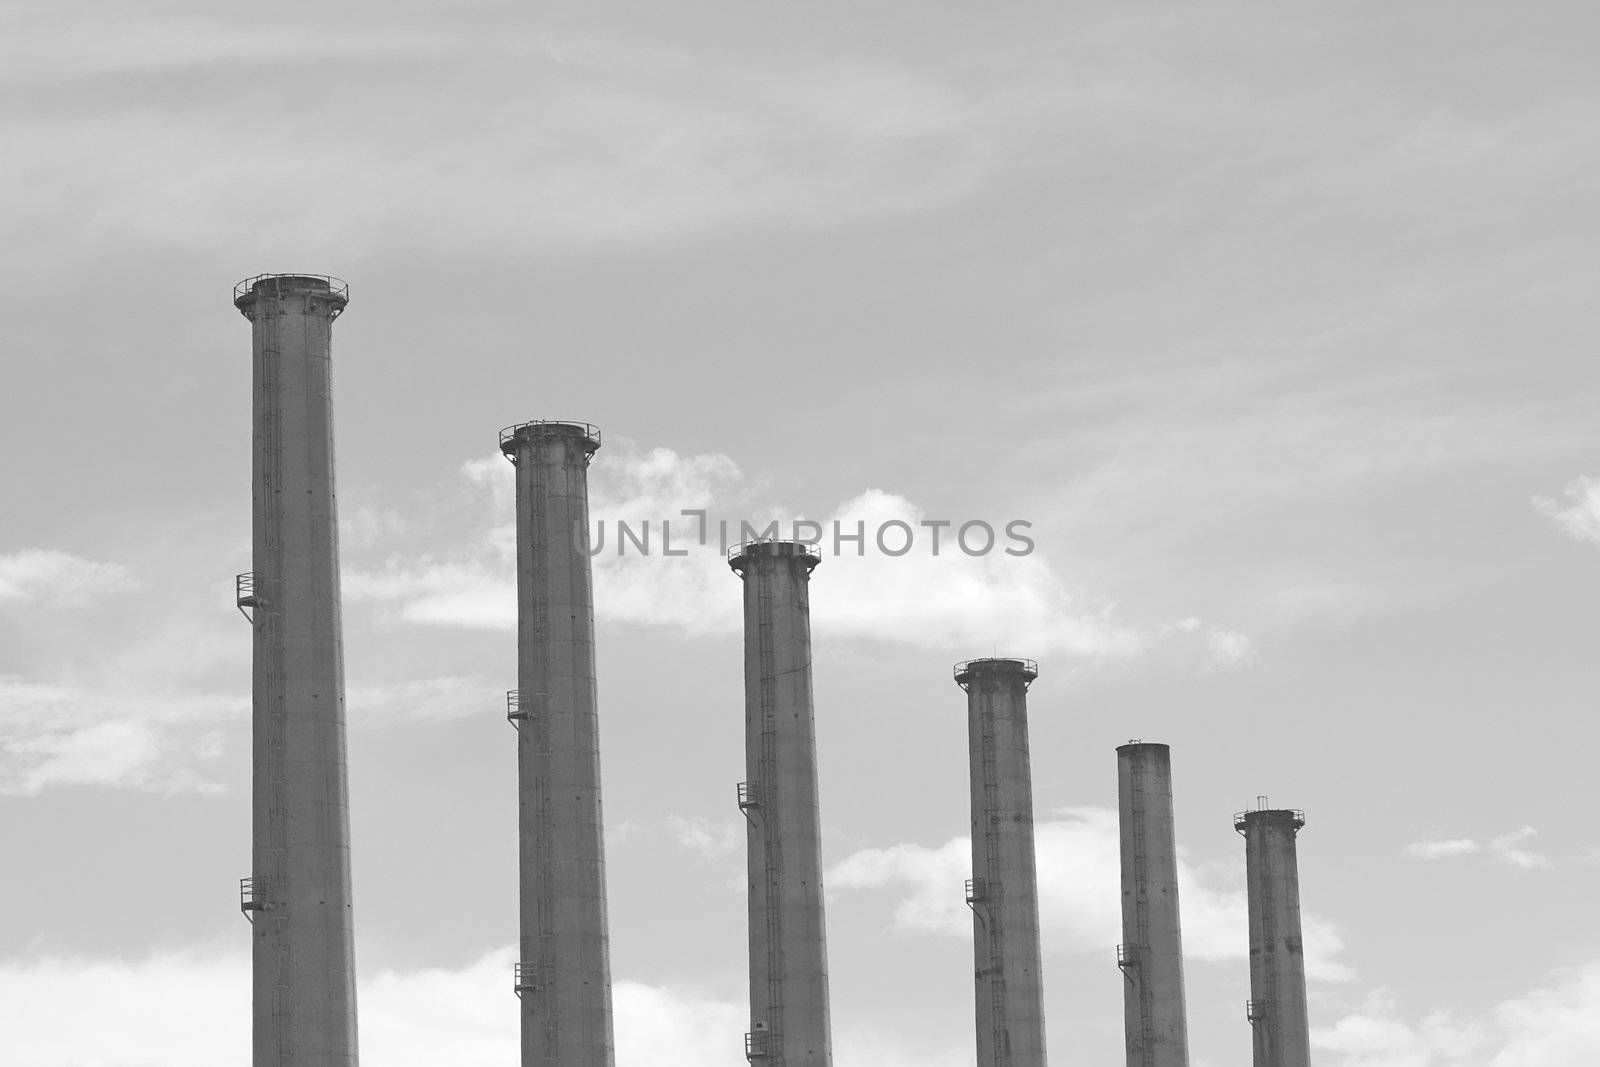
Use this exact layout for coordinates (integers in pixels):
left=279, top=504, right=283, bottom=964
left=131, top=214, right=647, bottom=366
left=363, top=947, right=747, bottom=1066
left=1532, top=476, right=1600, bottom=546
left=0, top=944, right=944, bottom=1066
left=3, top=719, right=226, bottom=797
left=1402, top=827, right=1551, bottom=870
left=1491, top=964, right=1600, bottom=1065
left=829, top=836, right=972, bottom=936
left=0, top=675, right=243, bottom=796
left=8, top=945, right=1599, bottom=1067
left=828, top=806, right=1352, bottom=983
left=807, top=490, right=1142, bottom=659
left=341, top=506, right=409, bottom=550
left=1314, top=990, right=1485, bottom=1067
left=1405, top=838, right=1482, bottom=860
left=0, top=549, right=138, bottom=607
left=347, top=444, right=1251, bottom=669
left=1487, top=827, right=1553, bottom=871
left=613, top=980, right=746, bottom=1067
left=1202, top=626, right=1258, bottom=672
left=666, top=815, right=744, bottom=860
left=0, top=608, right=248, bottom=795
left=0, top=668, right=486, bottom=795
left=1317, top=965, right=1600, bottom=1067
left=0, top=949, right=251, bottom=1066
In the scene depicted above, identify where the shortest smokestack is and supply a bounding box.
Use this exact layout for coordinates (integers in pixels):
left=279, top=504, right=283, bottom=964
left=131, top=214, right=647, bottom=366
left=1235, top=800, right=1310, bottom=1067
left=1116, top=742, right=1189, bottom=1067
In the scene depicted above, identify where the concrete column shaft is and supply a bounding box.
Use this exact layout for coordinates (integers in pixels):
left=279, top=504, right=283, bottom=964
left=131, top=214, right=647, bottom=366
left=961, top=660, right=1047, bottom=1067
left=241, top=276, right=358, bottom=1067
left=737, top=545, right=832, bottom=1067
left=1242, top=811, right=1310, bottom=1067
left=512, top=426, right=614, bottom=1067
left=1117, top=744, right=1190, bottom=1067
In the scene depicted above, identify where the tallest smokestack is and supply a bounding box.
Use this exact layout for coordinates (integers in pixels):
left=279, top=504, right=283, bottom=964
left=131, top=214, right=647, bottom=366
left=501, top=420, right=614, bottom=1067
left=234, top=274, right=359, bottom=1065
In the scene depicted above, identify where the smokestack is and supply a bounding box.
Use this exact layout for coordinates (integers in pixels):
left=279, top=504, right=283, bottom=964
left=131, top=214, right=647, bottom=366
left=1116, top=742, right=1190, bottom=1067
left=1235, top=801, right=1310, bottom=1067
left=233, top=274, right=358, bottom=1064
left=729, top=540, right=832, bottom=1065
left=955, top=657, right=1047, bottom=1067
left=501, top=420, right=614, bottom=1067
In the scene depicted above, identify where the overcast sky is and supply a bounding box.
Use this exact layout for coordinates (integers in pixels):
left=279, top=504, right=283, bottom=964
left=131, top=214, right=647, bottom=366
left=3, top=2, right=1599, bottom=1064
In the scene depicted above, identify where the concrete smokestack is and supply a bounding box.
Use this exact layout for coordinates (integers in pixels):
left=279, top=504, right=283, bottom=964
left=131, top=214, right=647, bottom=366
left=1116, top=742, right=1190, bottom=1067
left=1235, top=802, right=1310, bottom=1067
left=955, top=657, right=1047, bottom=1067
left=729, top=540, right=831, bottom=1066
left=501, top=420, right=613, bottom=1067
left=233, top=274, right=358, bottom=1065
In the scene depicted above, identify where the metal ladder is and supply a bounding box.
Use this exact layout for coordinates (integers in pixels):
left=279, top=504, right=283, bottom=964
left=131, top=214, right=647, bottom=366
left=755, top=563, right=784, bottom=1061
left=255, top=306, right=291, bottom=1064
left=1129, top=769, right=1155, bottom=1066
left=978, top=691, right=1007, bottom=1062
left=525, top=441, right=560, bottom=1053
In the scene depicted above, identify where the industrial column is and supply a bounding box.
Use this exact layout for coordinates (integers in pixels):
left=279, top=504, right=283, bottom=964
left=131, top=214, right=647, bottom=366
left=501, top=420, right=614, bottom=1067
left=234, top=274, right=359, bottom=1066
left=1235, top=802, right=1310, bottom=1067
left=956, top=658, right=1047, bottom=1067
left=1116, top=742, right=1190, bottom=1067
left=730, top=540, right=832, bottom=1066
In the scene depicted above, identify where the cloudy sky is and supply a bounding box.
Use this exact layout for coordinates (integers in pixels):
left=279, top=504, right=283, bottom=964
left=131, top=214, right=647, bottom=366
left=3, top=1, right=1598, bottom=1063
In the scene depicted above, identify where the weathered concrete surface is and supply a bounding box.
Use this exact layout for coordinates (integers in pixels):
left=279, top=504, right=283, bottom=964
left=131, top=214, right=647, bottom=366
left=1117, top=743, right=1190, bottom=1067
left=236, top=274, right=358, bottom=1066
left=731, top=541, right=832, bottom=1067
left=1238, top=808, right=1310, bottom=1067
left=957, top=658, right=1047, bottom=1067
left=503, top=421, right=614, bottom=1067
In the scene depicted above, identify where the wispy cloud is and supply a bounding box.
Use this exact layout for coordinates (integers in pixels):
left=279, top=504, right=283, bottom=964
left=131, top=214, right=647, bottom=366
left=1487, top=826, right=1554, bottom=871
left=340, top=506, right=410, bottom=551
left=3, top=719, right=226, bottom=797
left=1404, top=838, right=1481, bottom=861
left=1036, top=362, right=1588, bottom=527
left=1403, top=826, right=1552, bottom=870
left=1533, top=476, right=1600, bottom=547
left=1202, top=626, right=1258, bottom=672
left=0, top=666, right=489, bottom=795
left=0, top=549, right=138, bottom=607
left=665, top=815, right=743, bottom=861
left=828, top=806, right=1353, bottom=983
left=4, top=13, right=993, bottom=261
left=347, top=676, right=495, bottom=727
left=1166, top=617, right=1259, bottom=673
left=0, top=676, right=241, bottom=796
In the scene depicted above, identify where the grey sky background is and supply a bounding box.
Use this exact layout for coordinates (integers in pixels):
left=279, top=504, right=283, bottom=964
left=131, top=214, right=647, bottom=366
left=3, top=1, right=1598, bottom=1063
